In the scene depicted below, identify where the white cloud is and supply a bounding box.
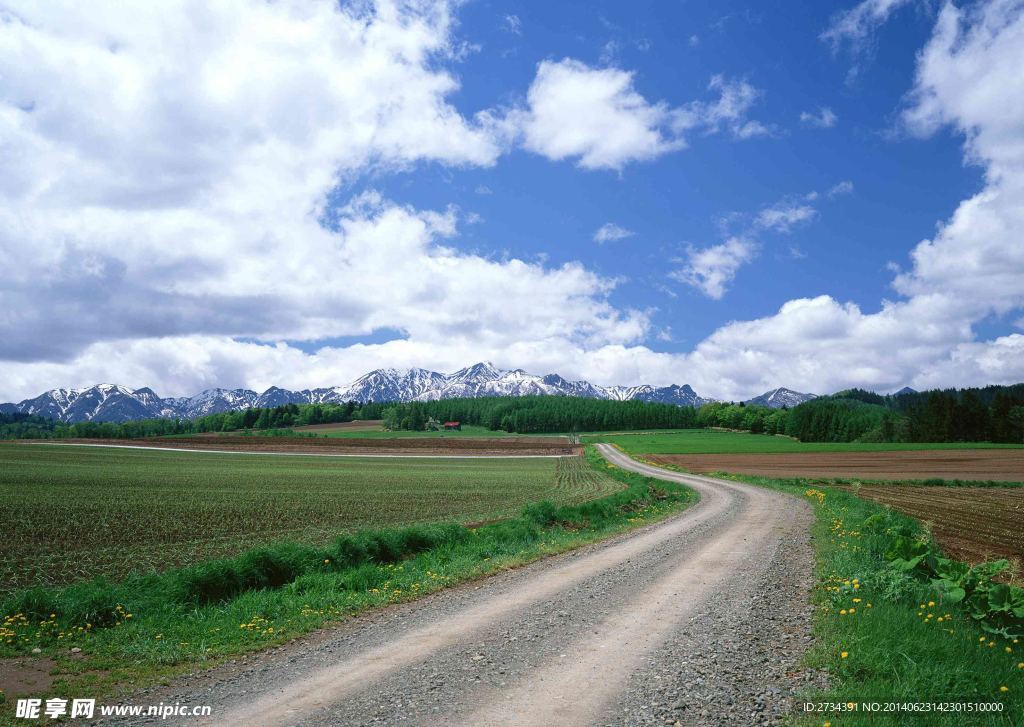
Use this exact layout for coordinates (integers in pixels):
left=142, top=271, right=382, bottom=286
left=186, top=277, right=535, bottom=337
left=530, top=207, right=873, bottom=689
left=800, top=107, right=838, bottom=128
left=3, top=0, right=1023, bottom=404
left=671, top=237, right=758, bottom=300
left=516, top=59, right=687, bottom=170
left=516, top=61, right=768, bottom=170
left=828, top=180, right=855, bottom=197
left=0, top=1, right=653, bottom=399
left=674, top=0, right=1024, bottom=398
left=504, top=14, right=522, bottom=35
left=755, top=203, right=817, bottom=232
left=821, top=0, right=914, bottom=50
left=593, top=223, right=635, bottom=244
left=677, top=75, right=772, bottom=140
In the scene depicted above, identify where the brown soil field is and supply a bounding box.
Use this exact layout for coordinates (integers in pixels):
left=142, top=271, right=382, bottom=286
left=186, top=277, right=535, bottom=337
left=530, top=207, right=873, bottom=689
left=292, top=420, right=384, bottom=433
left=848, top=486, right=1024, bottom=574
left=648, top=449, right=1024, bottom=482
left=57, top=435, right=576, bottom=456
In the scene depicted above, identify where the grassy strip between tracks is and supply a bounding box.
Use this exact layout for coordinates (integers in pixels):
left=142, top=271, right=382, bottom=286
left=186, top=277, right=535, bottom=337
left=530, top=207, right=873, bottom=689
left=635, top=455, right=1023, bottom=726
left=0, top=447, right=695, bottom=720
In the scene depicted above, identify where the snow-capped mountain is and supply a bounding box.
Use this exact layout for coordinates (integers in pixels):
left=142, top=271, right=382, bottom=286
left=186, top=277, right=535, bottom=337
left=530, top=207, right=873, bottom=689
left=743, top=387, right=817, bottom=409
left=1, top=362, right=809, bottom=423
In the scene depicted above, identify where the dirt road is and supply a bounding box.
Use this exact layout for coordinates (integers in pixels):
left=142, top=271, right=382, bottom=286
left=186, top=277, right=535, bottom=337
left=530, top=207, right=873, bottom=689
left=107, top=445, right=816, bottom=726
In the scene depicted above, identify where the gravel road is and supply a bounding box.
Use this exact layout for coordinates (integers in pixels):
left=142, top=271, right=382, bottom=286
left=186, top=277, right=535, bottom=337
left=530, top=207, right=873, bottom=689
left=101, top=444, right=817, bottom=726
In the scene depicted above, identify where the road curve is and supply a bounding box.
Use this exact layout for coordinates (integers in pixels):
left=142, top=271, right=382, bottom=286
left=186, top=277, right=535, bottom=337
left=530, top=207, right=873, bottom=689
left=109, top=445, right=815, bottom=726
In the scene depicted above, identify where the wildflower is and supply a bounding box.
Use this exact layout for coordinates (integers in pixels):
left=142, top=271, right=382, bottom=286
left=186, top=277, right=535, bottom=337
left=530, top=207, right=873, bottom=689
left=852, top=598, right=861, bottom=603
left=980, top=637, right=987, bottom=642
left=1017, top=662, right=1023, bottom=669
left=840, top=609, right=847, bottom=616
left=928, top=601, right=935, bottom=607
left=324, top=559, right=331, bottom=564
left=841, top=651, right=849, bottom=659
left=1000, top=686, right=1009, bottom=693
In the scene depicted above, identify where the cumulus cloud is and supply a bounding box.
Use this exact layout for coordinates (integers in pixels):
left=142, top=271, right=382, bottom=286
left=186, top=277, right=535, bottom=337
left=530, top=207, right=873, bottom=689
left=593, top=223, right=635, bottom=244
left=800, top=107, right=838, bottom=128
left=3, top=0, right=1023, bottom=404
left=671, top=237, right=758, bottom=300
left=676, top=0, right=1024, bottom=398
left=0, top=0, right=652, bottom=399
left=515, top=61, right=767, bottom=170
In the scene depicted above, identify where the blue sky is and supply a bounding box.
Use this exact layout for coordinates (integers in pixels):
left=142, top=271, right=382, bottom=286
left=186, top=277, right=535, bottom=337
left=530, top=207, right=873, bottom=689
left=1, top=0, right=1022, bottom=401
left=360, top=0, right=983, bottom=350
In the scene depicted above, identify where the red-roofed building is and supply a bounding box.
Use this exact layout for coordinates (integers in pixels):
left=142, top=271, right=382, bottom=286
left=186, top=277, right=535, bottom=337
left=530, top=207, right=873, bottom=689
left=443, top=421, right=461, bottom=430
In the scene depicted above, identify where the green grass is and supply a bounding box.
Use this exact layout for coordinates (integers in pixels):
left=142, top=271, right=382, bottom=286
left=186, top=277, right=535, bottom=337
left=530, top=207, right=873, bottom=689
left=0, top=447, right=695, bottom=722
left=585, top=428, right=1022, bottom=454
left=683, top=470, right=1024, bottom=725
left=0, top=443, right=620, bottom=593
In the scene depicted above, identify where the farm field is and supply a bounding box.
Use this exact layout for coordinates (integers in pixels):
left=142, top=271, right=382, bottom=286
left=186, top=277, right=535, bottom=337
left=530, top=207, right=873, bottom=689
left=647, top=449, right=1024, bottom=482
left=0, top=443, right=617, bottom=593
left=288, top=419, right=384, bottom=433
left=305, top=423, right=522, bottom=438
left=52, top=434, right=574, bottom=456
left=846, top=485, right=1024, bottom=573
left=587, top=428, right=1023, bottom=455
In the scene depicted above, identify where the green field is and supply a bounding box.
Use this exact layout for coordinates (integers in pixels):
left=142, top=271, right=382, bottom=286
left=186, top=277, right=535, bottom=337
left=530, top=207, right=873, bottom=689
left=585, top=429, right=1023, bottom=454
left=0, top=443, right=619, bottom=592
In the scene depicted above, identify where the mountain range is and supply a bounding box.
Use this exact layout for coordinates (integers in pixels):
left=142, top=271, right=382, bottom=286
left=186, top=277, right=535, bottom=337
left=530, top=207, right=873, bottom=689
left=0, top=362, right=817, bottom=423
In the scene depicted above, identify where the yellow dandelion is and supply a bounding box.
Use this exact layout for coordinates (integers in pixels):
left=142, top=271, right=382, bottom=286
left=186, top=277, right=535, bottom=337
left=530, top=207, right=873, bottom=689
left=841, top=651, right=849, bottom=659
left=1000, top=686, right=1008, bottom=693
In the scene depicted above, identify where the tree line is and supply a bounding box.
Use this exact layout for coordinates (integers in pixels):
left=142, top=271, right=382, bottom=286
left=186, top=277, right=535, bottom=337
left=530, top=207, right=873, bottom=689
left=776, top=386, right=1024, bottom=443
left=370, top=396, right=705, bottom=433
left=0, top=401, right=362, bottom=440
left=2, top=382, right=1023, bottom=443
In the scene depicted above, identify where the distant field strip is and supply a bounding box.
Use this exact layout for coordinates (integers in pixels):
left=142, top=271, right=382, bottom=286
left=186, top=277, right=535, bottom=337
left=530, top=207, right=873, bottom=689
left=648, top=450, right=1024, bottom=483
left=44, top=435, right=574, bottom=457
left=587, top=429, right=1023, bottom=455
left=849, top=486, right=1024, bottom=571
left=0, top=444, right=620, bottom=592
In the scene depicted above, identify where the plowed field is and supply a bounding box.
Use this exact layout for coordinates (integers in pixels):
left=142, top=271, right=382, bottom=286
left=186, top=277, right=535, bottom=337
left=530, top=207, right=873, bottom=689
left=648, top=449, right=1024, bottom=482
left=850, top=486, right=1024, bottom=572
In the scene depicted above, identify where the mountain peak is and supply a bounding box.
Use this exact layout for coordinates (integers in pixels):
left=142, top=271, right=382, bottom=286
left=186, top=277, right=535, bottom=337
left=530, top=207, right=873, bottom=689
left=744, top=387, right=816, bottom=409
left=1, top=363, right=727, bottom=423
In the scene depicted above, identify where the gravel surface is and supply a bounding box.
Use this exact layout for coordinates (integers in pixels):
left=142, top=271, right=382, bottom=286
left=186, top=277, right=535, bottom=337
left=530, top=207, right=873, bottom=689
left=95, top=445, right=818, bottom=726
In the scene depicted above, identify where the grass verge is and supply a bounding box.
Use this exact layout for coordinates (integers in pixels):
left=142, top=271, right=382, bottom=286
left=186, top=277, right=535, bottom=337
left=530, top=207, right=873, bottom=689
left=0, top=447, right=695, bottom=721
left=701, top=470, right=1023, bottom=726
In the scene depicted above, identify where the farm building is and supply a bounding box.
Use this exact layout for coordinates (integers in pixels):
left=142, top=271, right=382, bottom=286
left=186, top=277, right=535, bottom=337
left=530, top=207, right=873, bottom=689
left=443, top=421, right=461, bottom=430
